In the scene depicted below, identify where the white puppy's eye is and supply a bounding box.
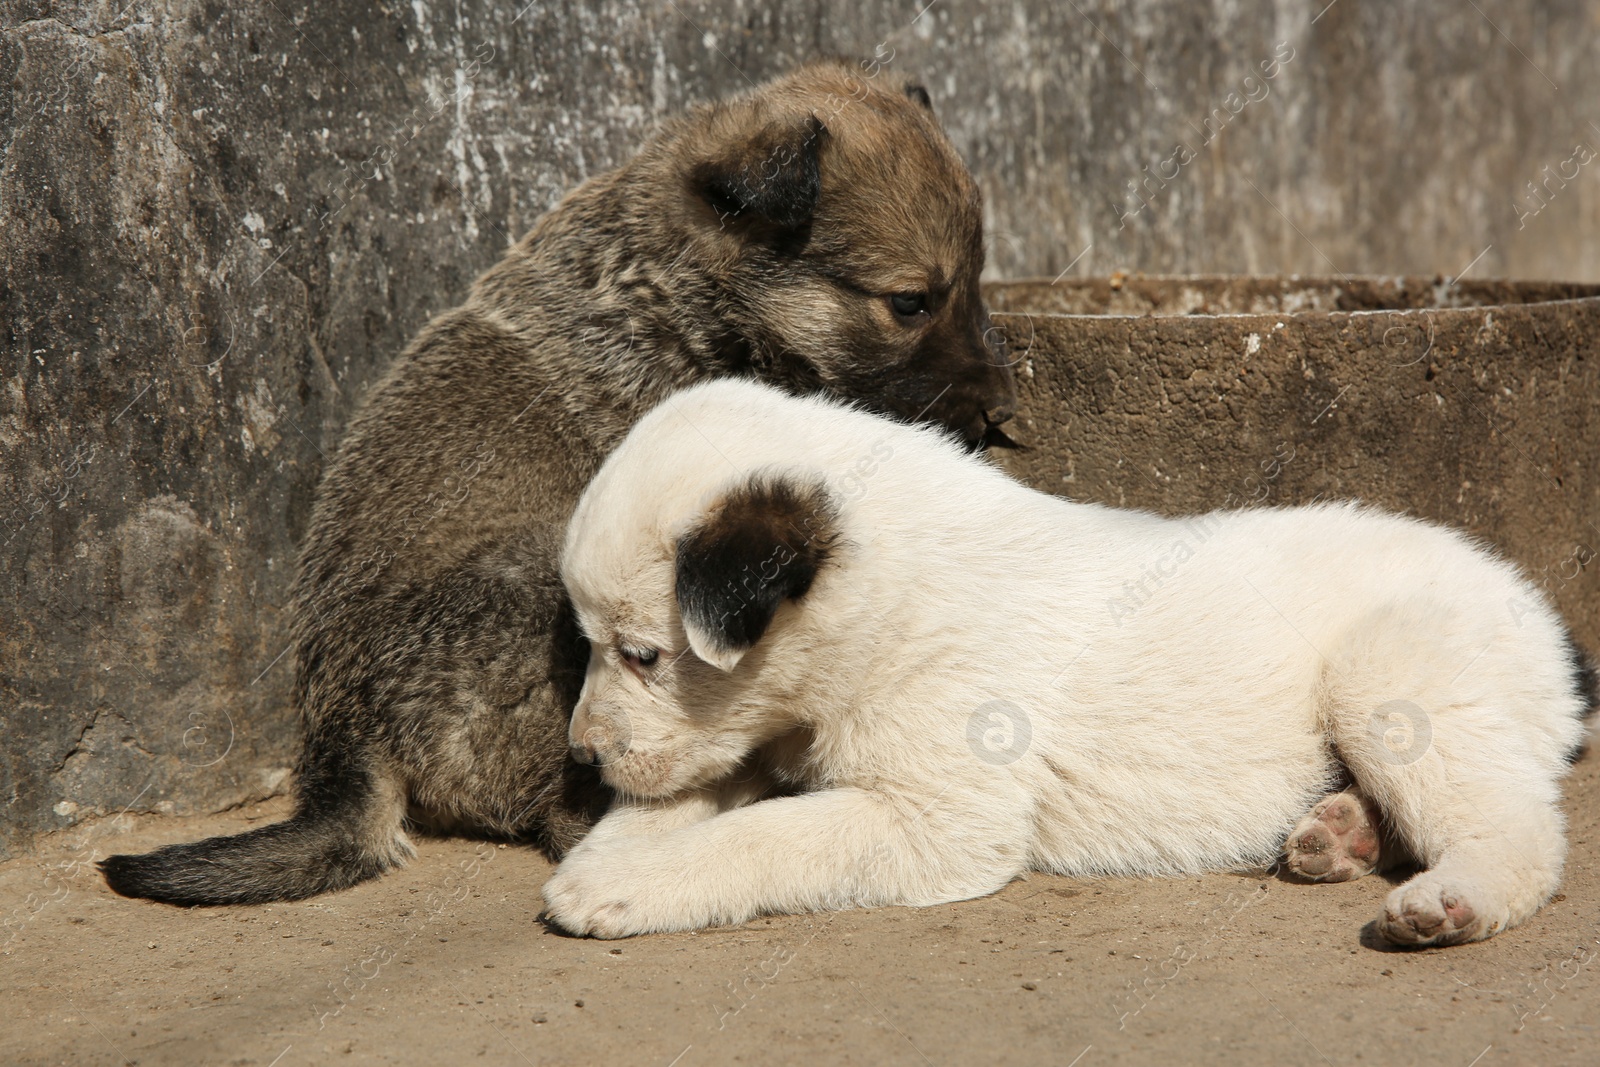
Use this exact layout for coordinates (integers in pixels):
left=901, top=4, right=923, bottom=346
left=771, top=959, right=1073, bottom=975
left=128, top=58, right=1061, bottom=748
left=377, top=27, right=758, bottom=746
left=620, top=647, right=659, bottom=670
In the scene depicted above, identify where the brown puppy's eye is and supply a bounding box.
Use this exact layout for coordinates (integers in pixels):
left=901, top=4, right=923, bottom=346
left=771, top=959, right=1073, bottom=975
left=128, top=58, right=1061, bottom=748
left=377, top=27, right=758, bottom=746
left=888, top=292, right=929, bottom=323
left=621, top=647, right=659, bottom=670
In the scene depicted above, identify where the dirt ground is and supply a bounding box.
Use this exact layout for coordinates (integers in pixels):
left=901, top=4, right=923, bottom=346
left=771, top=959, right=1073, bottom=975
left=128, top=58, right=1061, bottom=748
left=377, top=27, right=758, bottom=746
left=4, top=757, right=1598, bottom=1067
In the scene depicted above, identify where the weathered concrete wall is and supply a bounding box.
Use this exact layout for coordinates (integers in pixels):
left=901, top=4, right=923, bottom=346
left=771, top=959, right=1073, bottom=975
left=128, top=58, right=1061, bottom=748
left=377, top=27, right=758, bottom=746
left=5, top=1, right=1600, bottom=856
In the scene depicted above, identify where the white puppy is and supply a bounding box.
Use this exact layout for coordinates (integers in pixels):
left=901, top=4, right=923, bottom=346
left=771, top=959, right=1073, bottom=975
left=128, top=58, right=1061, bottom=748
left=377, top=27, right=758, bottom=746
left=543, top=379, right=1595, bottom=944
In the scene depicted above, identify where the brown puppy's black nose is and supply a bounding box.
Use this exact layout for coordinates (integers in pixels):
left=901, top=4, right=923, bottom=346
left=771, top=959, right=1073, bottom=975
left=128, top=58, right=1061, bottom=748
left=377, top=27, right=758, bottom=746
left=985, top=400, right=1015, bottom=427
left=569, top=740, right=598, bottom=766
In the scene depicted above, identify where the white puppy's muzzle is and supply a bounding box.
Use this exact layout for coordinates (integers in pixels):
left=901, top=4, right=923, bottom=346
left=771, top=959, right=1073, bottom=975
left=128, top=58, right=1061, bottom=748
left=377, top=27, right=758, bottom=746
left=568, top=702, right=631, bottom=767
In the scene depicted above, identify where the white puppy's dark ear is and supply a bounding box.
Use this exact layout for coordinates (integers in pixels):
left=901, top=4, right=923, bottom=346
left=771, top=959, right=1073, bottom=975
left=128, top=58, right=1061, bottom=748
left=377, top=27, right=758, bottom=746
left=675, top=474, right=839, bottom=672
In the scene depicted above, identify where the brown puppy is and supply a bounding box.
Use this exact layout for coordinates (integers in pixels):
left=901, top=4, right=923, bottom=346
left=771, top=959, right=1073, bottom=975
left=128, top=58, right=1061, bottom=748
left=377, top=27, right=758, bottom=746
left=99, top=60, right=1015, bottom=904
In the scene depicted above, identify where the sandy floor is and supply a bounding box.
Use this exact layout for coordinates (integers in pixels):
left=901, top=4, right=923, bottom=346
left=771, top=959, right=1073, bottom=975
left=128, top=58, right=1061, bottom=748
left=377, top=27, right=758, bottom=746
left=4, top=757, right=1598, bottom=1066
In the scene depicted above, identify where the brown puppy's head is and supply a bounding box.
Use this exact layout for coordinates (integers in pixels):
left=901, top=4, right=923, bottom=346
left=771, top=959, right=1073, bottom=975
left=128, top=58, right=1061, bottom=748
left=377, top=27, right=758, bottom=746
left=645, top=60, right=1015, bottom=446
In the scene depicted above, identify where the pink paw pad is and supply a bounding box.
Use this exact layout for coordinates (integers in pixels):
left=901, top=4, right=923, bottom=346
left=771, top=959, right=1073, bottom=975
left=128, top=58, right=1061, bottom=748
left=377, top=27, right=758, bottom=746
left=1284, top=790, right=1384, bottom=882
left=1379, top=880, right=1489, bottom=947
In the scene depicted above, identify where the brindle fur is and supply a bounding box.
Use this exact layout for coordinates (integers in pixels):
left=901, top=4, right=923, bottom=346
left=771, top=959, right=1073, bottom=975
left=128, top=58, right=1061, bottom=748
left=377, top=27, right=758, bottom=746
left=100, top=61, right=1015, bottom=905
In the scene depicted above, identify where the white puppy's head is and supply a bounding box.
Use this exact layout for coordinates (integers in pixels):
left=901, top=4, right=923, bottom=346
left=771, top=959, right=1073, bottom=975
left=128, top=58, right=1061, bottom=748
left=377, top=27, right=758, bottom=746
left=561, top=412, right=844, bottom=798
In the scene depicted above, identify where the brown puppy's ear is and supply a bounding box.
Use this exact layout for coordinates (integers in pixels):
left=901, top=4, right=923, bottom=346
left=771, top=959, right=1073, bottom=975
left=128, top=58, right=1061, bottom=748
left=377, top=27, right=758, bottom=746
left=691, top=115, right=827, bottom=230
left=675, top=473, right=838, bottom=672
left=905, top=82, right=934, bottom=111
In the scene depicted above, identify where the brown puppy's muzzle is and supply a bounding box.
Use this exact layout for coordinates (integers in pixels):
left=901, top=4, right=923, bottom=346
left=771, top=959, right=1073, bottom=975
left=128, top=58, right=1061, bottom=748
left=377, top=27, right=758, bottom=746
left=923, top=302, right=1017, bottom=448
left=976, top=305, right=1018, bottom=426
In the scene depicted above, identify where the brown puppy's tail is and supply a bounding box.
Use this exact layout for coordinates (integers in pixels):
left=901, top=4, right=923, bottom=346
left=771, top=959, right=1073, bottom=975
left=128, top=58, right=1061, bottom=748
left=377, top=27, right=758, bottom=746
left=99, top=745, right=410, bottom=906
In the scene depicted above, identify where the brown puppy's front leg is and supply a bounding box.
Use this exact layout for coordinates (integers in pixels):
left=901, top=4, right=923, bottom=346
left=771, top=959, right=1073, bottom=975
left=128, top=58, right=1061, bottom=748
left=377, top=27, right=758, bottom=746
left=541, top=787, right=1020, bottom=938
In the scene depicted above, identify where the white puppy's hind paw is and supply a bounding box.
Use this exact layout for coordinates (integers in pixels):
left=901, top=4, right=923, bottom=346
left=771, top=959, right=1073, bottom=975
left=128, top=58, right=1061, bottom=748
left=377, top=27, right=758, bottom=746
left=1378, top=875, right=1503, bottom=946
left=1284, top=789, right=1384, bottom=882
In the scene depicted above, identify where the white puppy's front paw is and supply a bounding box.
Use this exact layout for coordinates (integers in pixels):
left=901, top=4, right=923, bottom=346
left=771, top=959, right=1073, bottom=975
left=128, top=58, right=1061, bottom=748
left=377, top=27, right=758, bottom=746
left=542, top=846, right=651, bottom=939
left=542, top=840, right=733, bottom=939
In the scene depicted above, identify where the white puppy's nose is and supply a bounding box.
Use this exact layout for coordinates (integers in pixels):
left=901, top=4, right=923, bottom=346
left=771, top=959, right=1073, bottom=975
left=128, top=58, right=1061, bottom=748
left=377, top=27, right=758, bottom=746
left=569, top=730, right=601, bottom=766
left=569, top=702, right=630, bottom=766
left=569, top=699, right=601, bottom=765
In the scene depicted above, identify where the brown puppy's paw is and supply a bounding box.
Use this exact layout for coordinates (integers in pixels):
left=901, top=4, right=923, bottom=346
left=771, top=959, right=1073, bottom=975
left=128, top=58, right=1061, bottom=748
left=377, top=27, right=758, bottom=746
left=1378, top=876, right=1501, bottom=947
left=1284, top=789, right=1384, bottom=882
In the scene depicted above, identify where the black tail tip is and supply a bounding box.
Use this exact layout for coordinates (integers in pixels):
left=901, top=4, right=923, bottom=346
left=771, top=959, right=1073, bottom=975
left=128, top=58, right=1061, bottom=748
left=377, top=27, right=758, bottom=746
left=97, top=849, right=254, bottom=907
left=98, top=853, right=168, bottom=902
left=92, top=821, right=395, bottom=906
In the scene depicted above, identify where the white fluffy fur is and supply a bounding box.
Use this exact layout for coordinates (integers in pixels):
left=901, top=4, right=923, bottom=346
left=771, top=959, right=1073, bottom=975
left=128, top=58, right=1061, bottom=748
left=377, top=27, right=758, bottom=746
left=543, top=379, right=1590, bottom=944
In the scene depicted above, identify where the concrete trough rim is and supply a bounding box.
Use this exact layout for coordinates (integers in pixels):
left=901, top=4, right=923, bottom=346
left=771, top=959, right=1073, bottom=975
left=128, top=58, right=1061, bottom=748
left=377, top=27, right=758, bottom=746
left=984, top=274, right=1600, bottom=322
